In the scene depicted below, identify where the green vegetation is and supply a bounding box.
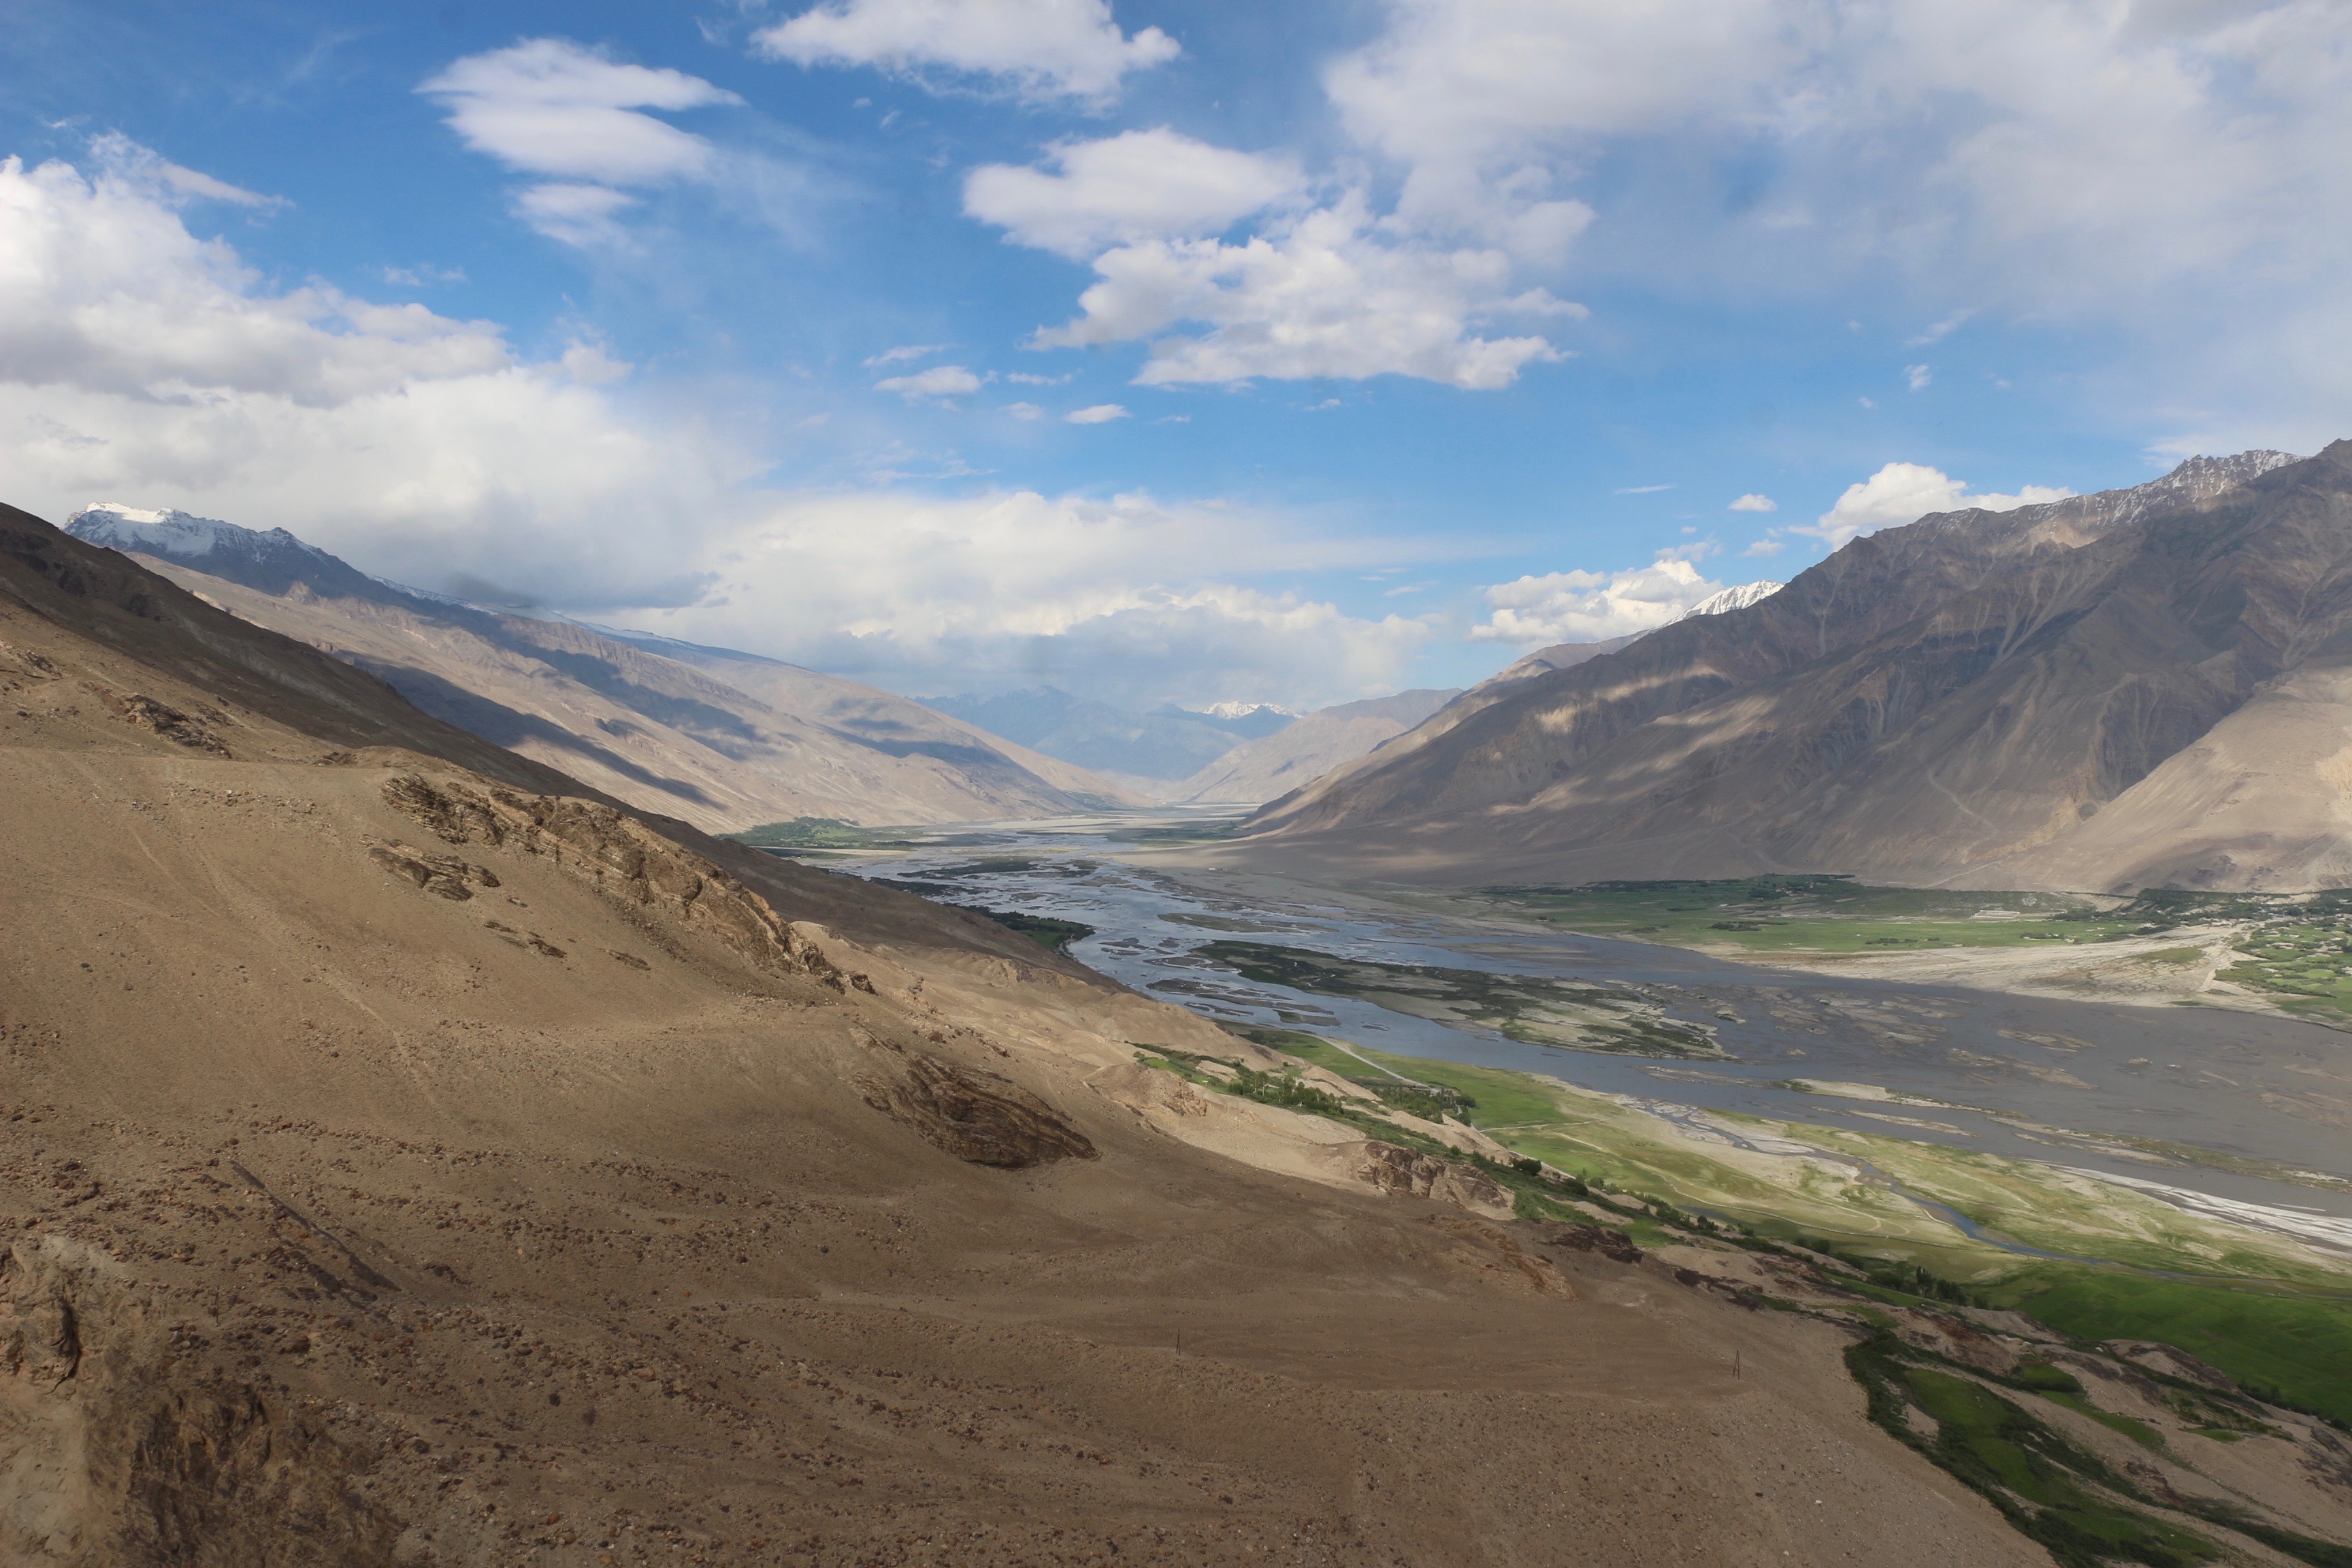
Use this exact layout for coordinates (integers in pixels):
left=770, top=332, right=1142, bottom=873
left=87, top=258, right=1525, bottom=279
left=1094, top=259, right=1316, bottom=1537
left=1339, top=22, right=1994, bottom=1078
left=1230, top=1030, right=2352, bottom=1434
left=728, top=817, right=913, bottom=851
left=1196, top=940, right=1722, bottom=1056
left=967, top=908, right=1095, bottom=955
left=1158, top=1022, right=2352, bottom=1561
left=1846, top=1333, right=2217, bottom=1567
left=1461, top=875, right=2154, bottom=955
left=2217, top=904, right=2352, bottom=1023
left=2003, top=1273, right=2352, bottom=1428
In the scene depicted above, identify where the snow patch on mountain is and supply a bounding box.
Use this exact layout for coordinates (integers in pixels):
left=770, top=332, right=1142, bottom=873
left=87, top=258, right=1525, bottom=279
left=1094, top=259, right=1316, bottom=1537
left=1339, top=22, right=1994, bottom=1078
left=1684, top=580, right=1784, bottom=618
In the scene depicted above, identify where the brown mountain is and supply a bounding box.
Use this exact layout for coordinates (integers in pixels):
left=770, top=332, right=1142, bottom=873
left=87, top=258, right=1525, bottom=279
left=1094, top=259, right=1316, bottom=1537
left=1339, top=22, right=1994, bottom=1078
left=65, top=504, right=1141, bottom=832
left=2, top=499, right=2081, bottom=1563
left=1239, top=446, right=2342, bottom=892
left=1173, top=688, right=1461, bottom=804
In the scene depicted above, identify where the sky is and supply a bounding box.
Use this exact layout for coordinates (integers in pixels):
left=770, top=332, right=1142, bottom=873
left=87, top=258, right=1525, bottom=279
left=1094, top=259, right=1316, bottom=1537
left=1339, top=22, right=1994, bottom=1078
left=4, top=0, right=2347, bottom=711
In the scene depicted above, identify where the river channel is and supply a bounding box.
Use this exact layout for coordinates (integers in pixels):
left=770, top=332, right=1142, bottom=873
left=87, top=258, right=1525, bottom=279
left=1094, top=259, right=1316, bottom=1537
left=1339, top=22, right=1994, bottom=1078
left=811, top=808, right=2352, bottom=1251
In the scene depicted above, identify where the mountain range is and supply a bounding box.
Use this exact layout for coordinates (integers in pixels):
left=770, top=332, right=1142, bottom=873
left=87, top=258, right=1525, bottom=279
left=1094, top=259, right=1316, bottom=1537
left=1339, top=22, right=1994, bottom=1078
left=917, top=686, right=1296, bottom=788
left=65, top=504, right=1141, bottom=831
left=1240, top=446, right=2344, bottom=893
left=1173, top=688, right=1462, bottom=804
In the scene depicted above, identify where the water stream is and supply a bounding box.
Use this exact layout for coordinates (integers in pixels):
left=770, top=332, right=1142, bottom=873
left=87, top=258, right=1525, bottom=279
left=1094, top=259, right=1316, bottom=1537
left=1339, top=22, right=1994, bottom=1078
left=806, top=807, right=2352, bottom=1252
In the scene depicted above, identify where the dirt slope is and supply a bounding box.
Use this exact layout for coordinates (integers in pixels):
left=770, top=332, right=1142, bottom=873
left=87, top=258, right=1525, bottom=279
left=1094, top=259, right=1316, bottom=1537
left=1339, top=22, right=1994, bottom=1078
left=1174, top=690, right=1461, bottom=804
left=68, top=508, right=1139, bottom=832
left=1238, top=447, right=2342, bottom=892
left=0, top=504, right=2053, bottom=1566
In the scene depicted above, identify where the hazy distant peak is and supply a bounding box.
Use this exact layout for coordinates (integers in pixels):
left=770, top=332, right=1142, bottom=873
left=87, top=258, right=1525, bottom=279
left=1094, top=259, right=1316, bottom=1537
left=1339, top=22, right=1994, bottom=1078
left=1196, top=700, right=1299, bottom=721
left=1684, top=580, right=1783, bottom=618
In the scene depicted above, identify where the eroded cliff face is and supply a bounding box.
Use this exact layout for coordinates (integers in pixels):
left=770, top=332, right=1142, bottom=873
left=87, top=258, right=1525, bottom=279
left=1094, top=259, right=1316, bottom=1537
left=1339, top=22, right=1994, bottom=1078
left=1237, top=446, right=2352, bottom=892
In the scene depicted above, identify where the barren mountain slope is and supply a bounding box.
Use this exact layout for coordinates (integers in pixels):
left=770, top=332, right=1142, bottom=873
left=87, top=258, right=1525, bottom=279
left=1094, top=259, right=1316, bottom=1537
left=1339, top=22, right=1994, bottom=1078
left=68, top=506, right=1139, bottom=832
left=1174, top=689, right=1460, bottom=804
left=0, top=504, right=2050, bottom=1566
left=1238, top=448, right=2331, bottom=890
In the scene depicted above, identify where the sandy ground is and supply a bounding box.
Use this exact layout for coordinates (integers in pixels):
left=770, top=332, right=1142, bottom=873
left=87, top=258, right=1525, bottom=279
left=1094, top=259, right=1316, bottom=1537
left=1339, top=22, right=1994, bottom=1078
left=0, top=512, right=2063, bottom=1567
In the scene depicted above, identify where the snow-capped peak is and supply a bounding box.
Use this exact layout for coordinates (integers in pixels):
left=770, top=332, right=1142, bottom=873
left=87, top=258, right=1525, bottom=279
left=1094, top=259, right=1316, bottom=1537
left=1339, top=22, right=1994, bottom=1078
left=1198, top=700, right=1298, bottom=720
left=66, top=502, right=331, bottom=566
left=1682, top=579, right=1783, bottom=619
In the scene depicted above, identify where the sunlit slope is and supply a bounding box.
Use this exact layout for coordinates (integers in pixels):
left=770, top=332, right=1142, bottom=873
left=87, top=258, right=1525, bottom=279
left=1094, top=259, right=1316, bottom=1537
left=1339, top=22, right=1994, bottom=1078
left=71, top=510, right=1140, bottom=831
left=1239, top=447, right=2346, bottom=892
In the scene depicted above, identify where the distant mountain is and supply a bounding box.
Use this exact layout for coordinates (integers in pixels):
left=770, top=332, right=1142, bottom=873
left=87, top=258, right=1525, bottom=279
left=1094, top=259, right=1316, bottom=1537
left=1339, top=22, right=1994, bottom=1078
left=1175, top=689, right=1463, bottom=804
left=918, top=687, right=1294, bottom=785
left=1160, top=700, right=1298, bottom=740
left=1239, top=449, right=2336, bottom=893
left=65, top=504, right=1141, bottom=830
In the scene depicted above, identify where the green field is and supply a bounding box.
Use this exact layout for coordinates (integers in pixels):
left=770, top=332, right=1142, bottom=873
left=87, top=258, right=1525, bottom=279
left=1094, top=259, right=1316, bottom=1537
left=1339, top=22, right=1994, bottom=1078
left=2002, top=1273, right=2352, bottom=1428
left=1459, top=874, right=2152, bottom=953
left=1237, top=1029, right=2352, bottom=1428
left=728, top=817, right=914, bottom=851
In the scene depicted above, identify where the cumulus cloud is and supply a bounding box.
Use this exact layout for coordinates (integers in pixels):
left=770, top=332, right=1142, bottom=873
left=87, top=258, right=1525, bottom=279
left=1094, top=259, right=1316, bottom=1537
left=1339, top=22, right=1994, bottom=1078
left=0, top=141, right=1420, bottom=709
left=623, top=489, right=1433, bottom=709
left=1471, top=549, right=1750, bottom=644
left=1795, top=462, right=2071, bottom=550
left=1002, top=401, right=1046, bottom=420
left=1728, top=493, right=1776, bottom=512
left=1312, top=0, right=2352, bottom=444
left=965, top=129, right=1303, bottom=259
left=873, top=364, right=989, bottom=403
left=1064, top=403, right=1127, bottom=423
left=753, top=0, right=1178, bottom=103
left=1023, top=195, right=1578, bottom=389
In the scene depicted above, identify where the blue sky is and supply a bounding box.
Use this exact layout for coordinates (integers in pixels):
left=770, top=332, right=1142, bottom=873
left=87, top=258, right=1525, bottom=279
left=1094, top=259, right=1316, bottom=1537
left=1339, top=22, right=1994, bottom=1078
left=5, top=1, right=2347, bottom=709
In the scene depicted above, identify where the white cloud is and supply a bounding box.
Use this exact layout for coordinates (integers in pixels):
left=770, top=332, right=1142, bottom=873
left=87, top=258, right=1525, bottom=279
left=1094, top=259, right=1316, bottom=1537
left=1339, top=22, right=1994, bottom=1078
left=1905, top=363, right=1933, bottom=391
left=1003, top=371, right=1071, bottom=385
left=510, top=182, right=638, bottom=248
left=1064, top=403, right=1127, bottom=423
left=863, top=342, right=949, bottom=367
left=420, top=39, right=740, bottom=184
left=872, top=363, right=988, bottom=402
left=1472, top=549, right=1751, bottom=644
left=0, top=143, right=1420, bottom=709
left=0, top=141, right=751, bottom=607
left=1908, top=310, right=1972, bottom=345
left=1026, top=195, right=1578, bottom=389
left=753, top=0, right=1179, bottom=103
left=1743, top=535, right=1786, bottom=556
left=1002, top=401, right=1046, bottom=420
left=625, top=489, right=1433, bottom=709
left=88, top=132, right=284, bottom=210
left=1795, top=462, right=2072, bottom=550
left=1325, top=0, right=1771, bottom=261
left=1614, top=483, right=1671, bottom=494
left=965, top=129, right=1303, bottom=259
left=1316, top=0, right=2352, bottom=446
left=1728, top=493, right=1777, bottom=512
left=0, top=146, right=510, bottom=407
